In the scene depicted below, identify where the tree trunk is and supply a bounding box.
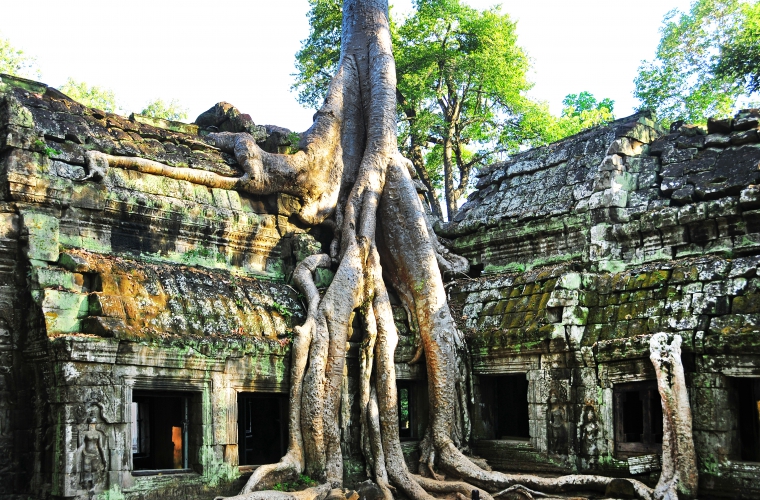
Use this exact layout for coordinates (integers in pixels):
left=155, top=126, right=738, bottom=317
left=84, top=2, right=697, bottom=498
left=442, top=134, right=457, bottom=220
left=650, top=333, right=698, bottom=499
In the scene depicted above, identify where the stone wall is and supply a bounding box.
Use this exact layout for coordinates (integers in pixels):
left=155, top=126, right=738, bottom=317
left=0, top=72, right=426, bottom=500
left=446, top=108, right=760, bottom=498
left=440, top=111, right=663, bottom=273
left=4, top=68, right=760, bottom=500
left=0, top=74, right=319, bottom=500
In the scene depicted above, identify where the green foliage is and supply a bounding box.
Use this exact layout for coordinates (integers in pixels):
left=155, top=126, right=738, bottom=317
left=140, top=98, right=188, bottom=121
left=182, top=246, right=227, bottom=264
left=286, top=131, right=302, bottom=154
left=293, top=0, right=600, bottom=219
left=33, top=139, right=61, bottom=157
left=553, top=91, right=615, bottom=138
left=634, top=0, right=759, bottom=123
left=59, top=78, right=118, bottom=113
left=395, top=0, right=540, bottom=218
left=562, top=92, right=615, bottom=117
left=715, top=1, right=760, bottom=94
left=292, top=0, right=342, bottom=108
left=271, top=301, right=293, bottom=318
left=0, top=35, right=39, bottom=78
left=398, top=387, right=410, bottom=426
left=272, top=474, right=318, bottom=492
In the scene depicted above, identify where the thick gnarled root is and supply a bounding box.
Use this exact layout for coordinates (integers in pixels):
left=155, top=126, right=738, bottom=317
left=219, top=483, right=332, bottom=500
left=412, top=475, right=494, bottom=500
left=240, top=452, right=303, bottom=494
left=492, top=485, right=549, bottom=499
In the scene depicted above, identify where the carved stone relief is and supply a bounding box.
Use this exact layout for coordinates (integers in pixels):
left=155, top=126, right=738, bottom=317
left=74, top=399, right=110, bottom=493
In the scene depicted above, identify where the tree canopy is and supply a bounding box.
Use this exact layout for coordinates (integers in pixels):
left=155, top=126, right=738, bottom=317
left=294, top=0, right=617, bottom=220
left=295, top=0, right=541, bottom=219
left=536, top=91, right=616, bottom=143
left=0, top=34, right=39, bottom=78
left=715, top=0, right=760, bottom=94
left=395, top=0, right=540, bottom=219
left=634, top=0, right=760, bottom=124
left=140, top=98, right=189, bottom=121
left=57, top=78, right=189, bottom=121
left=59, top=78, right=118, bottom=113
left=292, top=0, right=342, bottom=109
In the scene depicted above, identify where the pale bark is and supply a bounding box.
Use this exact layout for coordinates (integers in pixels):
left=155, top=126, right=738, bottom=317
left=650, top=333, right=698, bottom=500
left=82, top=1, right=699, bottom=498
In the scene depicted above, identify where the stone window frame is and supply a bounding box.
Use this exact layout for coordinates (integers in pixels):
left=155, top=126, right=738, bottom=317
left=598, top=358, right=660, bottom=461
left=123, top=376, right=211, bottom=477
left=236, top=391, right=289, bottom=466
left=471, top=354, right=540, bottom=449
left=709, top=355, right=760, bottom=465
left=613, top=380, right=663, bottom=456
left=395, top=366, right=429, bottom=442
left=231, top=380, right=290, bottom=471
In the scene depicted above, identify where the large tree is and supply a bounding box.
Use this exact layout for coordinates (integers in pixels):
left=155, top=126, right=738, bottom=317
left=86, top=1, right=696, bottom=498
left=714, top=0, right=760, bottom=95
left=140, top=97, right=189, bottom=121
left=634, top=0, right=759, bottom=123
left=394, top=0, right=535, bottom=220
left=59, top=78, right=118, bottom=113
left=0, top=34, right=39, bottom=78
left=294, top=0, right=543, bottom=220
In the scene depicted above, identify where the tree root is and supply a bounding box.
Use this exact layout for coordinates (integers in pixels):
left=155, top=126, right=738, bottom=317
left=492, top=485, right=549, bottom=500
left=650, top=333, right=698, bottom=499
left=83, top=2, right=700, bottom=499
left=412, top=475, right=494, bottom=500
left=218, top=483, right=332, bottom=500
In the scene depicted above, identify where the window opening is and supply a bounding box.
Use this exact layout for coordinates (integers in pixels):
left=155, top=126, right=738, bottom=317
left=238, top=393, right=288, bottom=465
left=479, top=374, right=529, bottom=440
left=132, top=391, right=191, bottom=471
left=733, top=378, right=760, bottom=461
left=396, top=380, right=427, bottom=440
left=614, top=381, right=662, bottom=456
left=398, top=384, right=412, bottom=438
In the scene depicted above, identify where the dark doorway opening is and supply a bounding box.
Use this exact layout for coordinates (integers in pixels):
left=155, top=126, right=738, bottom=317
left=132, top=391, right=193, bottom=471
left=398, top=381, right=414, bottom=439
left=480, top=374, right=530, bottom=440
left=396, top=380, right=428, bottom=440
left=614, top=381, right=663, bottom=456
left=733, top=378, right=760, bottom=461
left=238, top=392, right=288, bottom=465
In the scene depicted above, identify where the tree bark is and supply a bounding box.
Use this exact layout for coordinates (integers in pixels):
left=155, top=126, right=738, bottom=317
left=650, top=333, right=698, bottom=500
left=82, top=2, right=699, bottom=498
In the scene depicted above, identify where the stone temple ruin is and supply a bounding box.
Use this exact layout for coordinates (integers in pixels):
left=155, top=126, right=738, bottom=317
left=0, top=72, right=759, bottom=499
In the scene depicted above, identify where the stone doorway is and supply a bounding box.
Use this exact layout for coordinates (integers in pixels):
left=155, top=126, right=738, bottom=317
left=237, top=393, right=288, bottom=466
left=479, top=374, right=530, bottom=440
left=733, top=378, right=760, bottom=462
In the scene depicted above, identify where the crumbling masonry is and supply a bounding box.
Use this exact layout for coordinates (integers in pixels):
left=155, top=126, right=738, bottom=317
left=0, top=73, right=759, bottom=499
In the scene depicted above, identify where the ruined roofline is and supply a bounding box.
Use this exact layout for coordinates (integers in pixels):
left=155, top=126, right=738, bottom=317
left=474, top=110, right=664, bottom=181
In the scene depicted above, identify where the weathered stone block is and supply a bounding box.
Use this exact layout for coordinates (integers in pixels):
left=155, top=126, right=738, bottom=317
left=88, top=294, right=127, bottom=318
left=704, top=133, right=732, bottom=147
left=662, top=147, right=697, bottom=164
left=628, top=454, right=661, bottom=475
left=602, top=188, right=628, bottom=208
left=562, top=306, right=588, bottom=326
left=21, top=211, right=60, bottom=262
left=707, top=117, right=733, bottom=134
left=32, top=267, right=81, bottom=292
left=557, top=272, right=582, bottom=290
left=678, top=202, right=707, bottom=225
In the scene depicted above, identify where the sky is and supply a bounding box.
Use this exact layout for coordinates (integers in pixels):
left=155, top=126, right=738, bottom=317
left=0, top=0, right=694, bottom=132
